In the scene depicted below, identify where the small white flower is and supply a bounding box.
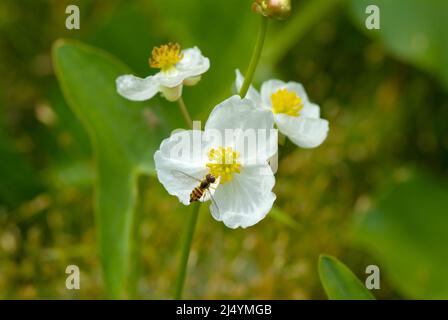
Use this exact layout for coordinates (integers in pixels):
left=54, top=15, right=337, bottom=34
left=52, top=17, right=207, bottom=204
left=235, top=69, right=329, bottom=148
left=154, top=95, right=277, bottom=229
left=116, top=43, right=210, bottom=102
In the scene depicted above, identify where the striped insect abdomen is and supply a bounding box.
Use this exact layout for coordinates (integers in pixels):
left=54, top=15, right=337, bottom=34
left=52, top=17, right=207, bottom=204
left=190, top=186, right=204, bottom=202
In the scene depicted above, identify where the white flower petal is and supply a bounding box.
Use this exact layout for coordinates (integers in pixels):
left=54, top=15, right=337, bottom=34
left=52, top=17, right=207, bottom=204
left=116, top=74, right=160, bottom=101
left=275, top=114, right=329, bottom=148
left=205, top=95, right=273, bottom=132
left=177, top=47, right=210, bottom=76
left=160, top=85, right=183, bottom=102
left=183, top=76, right=201, bottom=86
left=154, top=130, right=212, bottom=205
left=210, top=163, right=276, bottom=228
left=154, top=69, right=184, bottom=88
left=204, top=95, right=277, bottom=162
left=234, top=69, right=262, bottom=107
left=301, top=102, right=320, bottom=119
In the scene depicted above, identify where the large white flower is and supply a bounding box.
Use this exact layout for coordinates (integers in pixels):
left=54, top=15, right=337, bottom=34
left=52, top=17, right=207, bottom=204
left=154, top=95, right=277, bottom=229
left=116, top=43, right=210, bottom=102
left=235, top=70, right=329, bottom=148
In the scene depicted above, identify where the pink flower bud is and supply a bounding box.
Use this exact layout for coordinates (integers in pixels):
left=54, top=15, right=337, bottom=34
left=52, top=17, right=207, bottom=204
left=252, top=0, right=292, bottom=20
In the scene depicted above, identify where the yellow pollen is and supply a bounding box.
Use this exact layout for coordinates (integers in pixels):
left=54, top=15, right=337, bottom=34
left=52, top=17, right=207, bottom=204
left=206, top=147, right=241, bottom=184
left=149, top=42, right=183, bottom=71
left=271, top=88, right=303, bottom=117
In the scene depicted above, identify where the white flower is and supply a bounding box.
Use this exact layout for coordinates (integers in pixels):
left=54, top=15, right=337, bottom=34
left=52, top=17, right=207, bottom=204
left=235, top=69, right=329, bottom=148
left=154, top=95, right=277, bottom=229
left=116, top=43, right=210, bottom=102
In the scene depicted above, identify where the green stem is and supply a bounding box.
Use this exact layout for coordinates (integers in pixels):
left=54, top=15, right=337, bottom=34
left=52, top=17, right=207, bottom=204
left=174, top=202, right=201, bottom=299
left=173, top=96, right=198, bottom=299
left=173, top=95, right=200, bottom=299
left=177, top=96, right=193, bottom=128
left=239, top=16, right=268, bottom=98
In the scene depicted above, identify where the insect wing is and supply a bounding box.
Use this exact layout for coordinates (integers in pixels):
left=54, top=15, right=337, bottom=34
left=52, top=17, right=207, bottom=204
left=205, top=189, right=220, bottom=217
left=171, top=170, right=202, bottom=183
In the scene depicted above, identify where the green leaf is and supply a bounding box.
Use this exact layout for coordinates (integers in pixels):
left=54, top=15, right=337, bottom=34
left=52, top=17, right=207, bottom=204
left=353, top=171, right=448, bottom=299
left=349, top=0, right=448, bottom=89
left=319, top=255, right=375, bottom=300
left=52, top=39, right=167, bottom=298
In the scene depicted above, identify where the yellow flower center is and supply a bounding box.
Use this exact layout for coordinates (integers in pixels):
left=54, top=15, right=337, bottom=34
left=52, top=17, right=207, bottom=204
left=206, top=147, right=241, bottom=184
left=149, top=42, right=183, bottom=72
left=271, top=88, right=303, bottom=117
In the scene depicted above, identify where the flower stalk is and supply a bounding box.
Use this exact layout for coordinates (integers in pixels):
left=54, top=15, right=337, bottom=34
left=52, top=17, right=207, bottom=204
left=177, top=96, right=193, bottom=128
left=174, top=202, right=201, bottom=299
left=239, top=16, right=269, bottom=98
left=174, top=96, right=197, bottom=300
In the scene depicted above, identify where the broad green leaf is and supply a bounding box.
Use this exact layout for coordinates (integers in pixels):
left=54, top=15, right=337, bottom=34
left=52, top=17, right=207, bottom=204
left=349, top=0, right=448, bottom=89
left=319, top=255, right=375, bottom=300
left=41, top=85, right=94, bottom=189
left=52, top=39, right=167, bottom=298
left=353, top=171, right=448, bottom=299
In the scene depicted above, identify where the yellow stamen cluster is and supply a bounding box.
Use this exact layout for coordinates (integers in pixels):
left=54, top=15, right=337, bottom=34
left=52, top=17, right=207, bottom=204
left=149, top=42, right=183, bottom=72
left=206, top=147, right=241, bottom=184
left=271, top=88, right=303, bottom=117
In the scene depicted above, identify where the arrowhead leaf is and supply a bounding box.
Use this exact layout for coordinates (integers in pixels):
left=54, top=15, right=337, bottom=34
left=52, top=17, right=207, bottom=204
left=53, top=39, right=167, bottom=298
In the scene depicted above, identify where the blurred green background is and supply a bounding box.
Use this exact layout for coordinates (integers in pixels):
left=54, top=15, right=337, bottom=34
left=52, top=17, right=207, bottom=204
left=0, top=0, right=447, bottom=299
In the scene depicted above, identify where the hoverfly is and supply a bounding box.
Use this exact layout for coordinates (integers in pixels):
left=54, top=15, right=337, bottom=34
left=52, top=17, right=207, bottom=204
left=171, top=170, right=220, bottom=214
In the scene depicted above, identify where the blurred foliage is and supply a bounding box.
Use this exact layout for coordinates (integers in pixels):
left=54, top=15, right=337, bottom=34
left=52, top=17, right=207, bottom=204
left=0, top=95, right=42, bottom=207
left=350, top=0, right=448, bottom=89
left=353, top=171, right=448, bottom=299
left=0, top=0, right=447, bottom=299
